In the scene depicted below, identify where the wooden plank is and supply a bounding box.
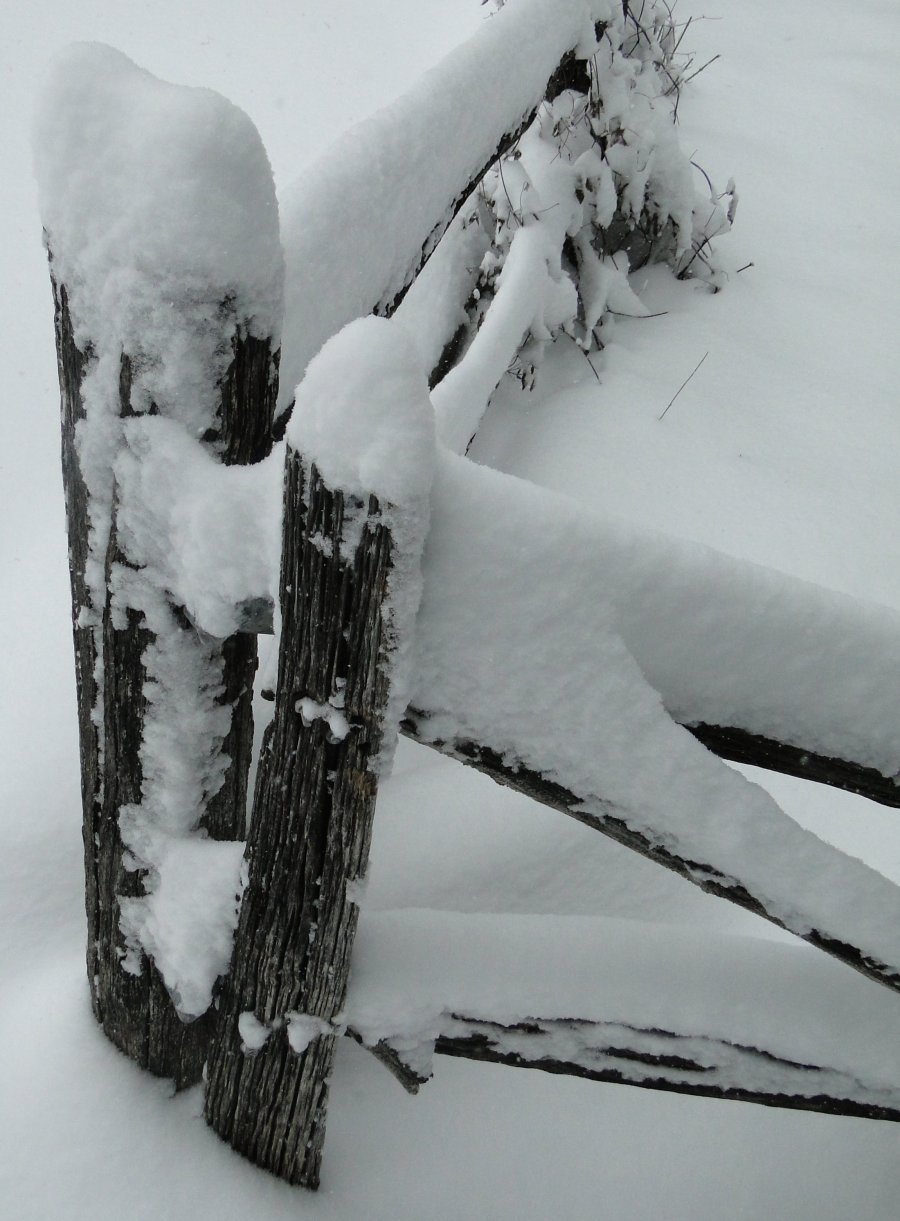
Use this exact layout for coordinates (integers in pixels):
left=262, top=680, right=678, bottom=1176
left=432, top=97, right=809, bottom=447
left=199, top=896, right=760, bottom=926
left=433, top=1017, right=900, bottom=1123
left=52, top=277, right=277, bottom=1087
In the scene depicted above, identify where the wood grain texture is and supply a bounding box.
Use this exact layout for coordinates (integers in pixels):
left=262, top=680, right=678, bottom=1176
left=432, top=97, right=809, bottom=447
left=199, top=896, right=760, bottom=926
left=205, top=460, right=397, bottom=1187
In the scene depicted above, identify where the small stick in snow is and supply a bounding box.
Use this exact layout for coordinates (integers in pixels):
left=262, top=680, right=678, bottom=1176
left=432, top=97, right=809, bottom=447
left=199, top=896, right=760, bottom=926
left=658, top=351, right=708, bottom=420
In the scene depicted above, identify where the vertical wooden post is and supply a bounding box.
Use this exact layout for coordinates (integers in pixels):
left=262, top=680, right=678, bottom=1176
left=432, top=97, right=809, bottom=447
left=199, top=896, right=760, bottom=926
left=203, top=457, right=395, bottom=1184
left=50, top=273, right=279, bottom=1087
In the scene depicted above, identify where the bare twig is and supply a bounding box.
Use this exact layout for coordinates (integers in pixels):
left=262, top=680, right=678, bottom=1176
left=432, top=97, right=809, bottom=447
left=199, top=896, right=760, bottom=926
left=682, top=53, right=721, bottom=85
left=658, top=350, right=708, bottom=419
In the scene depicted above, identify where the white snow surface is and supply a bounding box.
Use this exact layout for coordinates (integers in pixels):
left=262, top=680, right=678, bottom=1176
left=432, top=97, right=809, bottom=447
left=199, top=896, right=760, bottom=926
left=277, top=0, right=614, bottom=409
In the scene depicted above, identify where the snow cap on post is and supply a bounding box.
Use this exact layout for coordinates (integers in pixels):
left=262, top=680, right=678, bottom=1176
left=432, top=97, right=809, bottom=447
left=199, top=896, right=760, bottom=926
left=288, top=316, right=436, bottom=506
left=33, top=42, right=283, bottom=430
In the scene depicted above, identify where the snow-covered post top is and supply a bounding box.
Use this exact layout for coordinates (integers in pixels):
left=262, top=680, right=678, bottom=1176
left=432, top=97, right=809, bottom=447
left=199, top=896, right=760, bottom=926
left=205, top=317, right=435, bottom=1188
left=34, top=42, right=283, bottom=444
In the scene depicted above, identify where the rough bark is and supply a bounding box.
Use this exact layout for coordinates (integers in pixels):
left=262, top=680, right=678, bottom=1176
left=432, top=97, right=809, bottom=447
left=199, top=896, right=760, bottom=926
left=51, top=272, right=277, bottom=1086
left=204, top=459, right=396, bottom=1188
left=401, top=711, right=900, bottom=999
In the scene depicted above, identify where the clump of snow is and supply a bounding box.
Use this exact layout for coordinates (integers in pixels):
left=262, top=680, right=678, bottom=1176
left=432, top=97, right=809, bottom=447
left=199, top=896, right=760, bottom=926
left=119, top=836, right=244, bottom=1019
left=297, top=695, right=351, bottom=742
left=113, top=416, right=282, bottom=639
left=286, top=1013, right=334, bottom=1055
left=289, top=316, right=435, bottom=505
left=238, top=1011, right=273, bottom=1053
left=33, top=42, right=283, bottom=377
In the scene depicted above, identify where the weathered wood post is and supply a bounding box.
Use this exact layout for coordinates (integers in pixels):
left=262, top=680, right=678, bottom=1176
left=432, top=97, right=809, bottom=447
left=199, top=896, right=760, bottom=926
left=35, top=44, right=283, bottom=1086
left=204, top=317, right=434, bottom=1187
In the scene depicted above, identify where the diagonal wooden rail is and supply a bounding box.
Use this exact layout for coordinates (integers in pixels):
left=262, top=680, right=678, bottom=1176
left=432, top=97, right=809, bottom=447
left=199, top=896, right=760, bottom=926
left=400, top=712, right=900, bottom=998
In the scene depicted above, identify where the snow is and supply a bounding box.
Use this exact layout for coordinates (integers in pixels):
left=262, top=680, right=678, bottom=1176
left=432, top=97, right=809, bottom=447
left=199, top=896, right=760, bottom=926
left=433, top=220, right=578, bottom=451
left=114, top=417, right=282, bottom=639
left=33, top=43, right=283, bottom=368
left=119, top=837, right=244, bottom=1019
left=409, top=451, right=900, bottom=976
left=238, top=1011, right=272, bottom=1053
left=4, top=0, right=900, bottom=1217
left=286, top=1013, right=334, bottom=1055
left=416, top=451, right=900, bottom=779
left=288, top=317, right=435, bottom=505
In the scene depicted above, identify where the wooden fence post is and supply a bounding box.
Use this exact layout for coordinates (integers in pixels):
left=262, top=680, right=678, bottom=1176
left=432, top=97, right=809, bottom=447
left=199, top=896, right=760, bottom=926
left=50, top=275, right=279, bottom=1088
left=204, top=318, right=433, bottom=1187
left=40, top=46, right=283, bottom=1087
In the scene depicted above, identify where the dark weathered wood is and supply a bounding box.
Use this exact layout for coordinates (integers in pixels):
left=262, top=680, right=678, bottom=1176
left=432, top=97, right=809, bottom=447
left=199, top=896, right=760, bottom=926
left=686, top=722, right=900, bottom=809
left=400, top=712, right=900, bottom=998
left=51, top=270, right=278, bottom=1086
left=204, top=460, right=398, bottom=1188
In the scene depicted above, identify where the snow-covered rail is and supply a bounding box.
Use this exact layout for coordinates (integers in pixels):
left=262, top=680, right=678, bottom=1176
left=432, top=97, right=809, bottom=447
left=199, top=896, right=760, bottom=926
left=277, top=0, right=618, bottom=410
left=345, top=911, right=900, bottom=1125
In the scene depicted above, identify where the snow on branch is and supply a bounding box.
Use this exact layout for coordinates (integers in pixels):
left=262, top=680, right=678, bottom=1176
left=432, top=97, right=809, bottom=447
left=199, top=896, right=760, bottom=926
left=425, top=3, right=734, bottom=452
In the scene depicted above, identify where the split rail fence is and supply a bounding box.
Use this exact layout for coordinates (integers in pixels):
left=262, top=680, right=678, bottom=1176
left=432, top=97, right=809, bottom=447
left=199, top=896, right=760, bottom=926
left=41, top=0, right=900, bottom=1192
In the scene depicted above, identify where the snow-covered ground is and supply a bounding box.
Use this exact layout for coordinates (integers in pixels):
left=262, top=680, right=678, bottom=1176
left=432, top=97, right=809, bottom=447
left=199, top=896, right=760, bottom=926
left=2, top=1, right=899, bottom=1217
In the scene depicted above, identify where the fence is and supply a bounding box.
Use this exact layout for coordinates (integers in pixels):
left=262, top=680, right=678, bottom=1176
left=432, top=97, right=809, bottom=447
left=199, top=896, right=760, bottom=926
left=37, top=0, right=900, bottom=1192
